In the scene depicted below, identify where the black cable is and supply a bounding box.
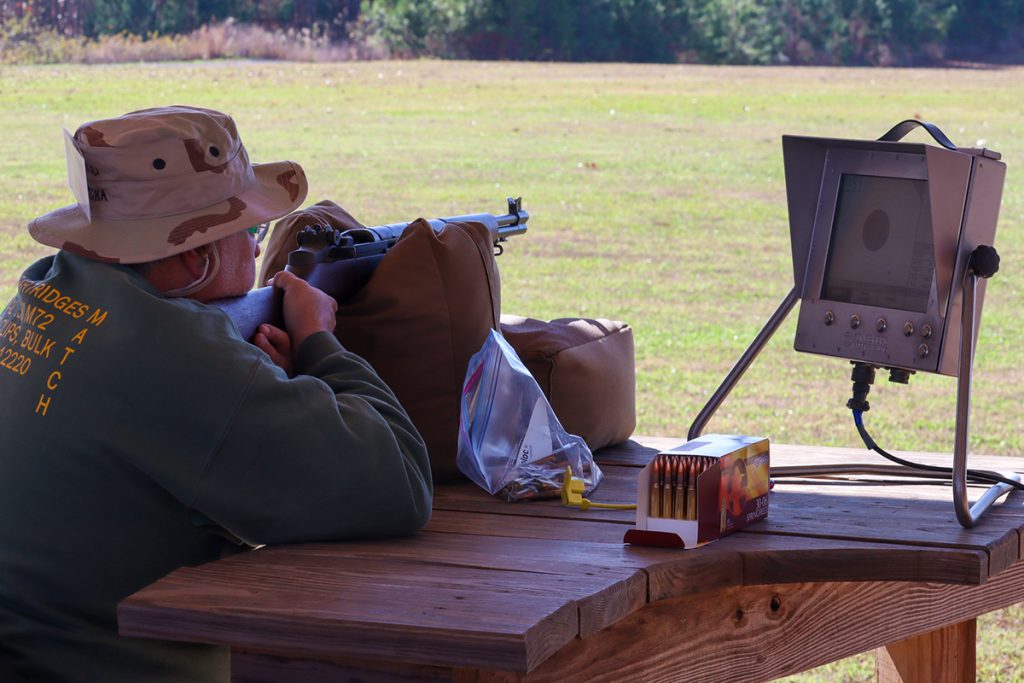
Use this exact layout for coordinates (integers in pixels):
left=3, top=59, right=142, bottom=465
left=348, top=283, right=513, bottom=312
left=838, top=246, right=1013, bottom=491
left=853, top=409, right=1024, bottom=491
left=844, top=361, right=1023, bottom=490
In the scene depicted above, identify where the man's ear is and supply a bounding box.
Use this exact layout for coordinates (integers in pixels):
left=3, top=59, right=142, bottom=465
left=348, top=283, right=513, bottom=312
left=178, top=244, right=215, bottom=278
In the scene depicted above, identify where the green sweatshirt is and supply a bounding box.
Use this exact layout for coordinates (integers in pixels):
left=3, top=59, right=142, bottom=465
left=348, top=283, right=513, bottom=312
left=0, top=251, right=432, bottom=682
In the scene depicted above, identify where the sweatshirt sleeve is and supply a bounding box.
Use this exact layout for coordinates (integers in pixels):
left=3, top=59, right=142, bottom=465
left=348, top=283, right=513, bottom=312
left=191, top=332, right=433, bottom=546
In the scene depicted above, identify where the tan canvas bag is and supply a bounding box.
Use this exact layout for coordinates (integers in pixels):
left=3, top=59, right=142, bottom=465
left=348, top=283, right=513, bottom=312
left=332, top=219, right=500, bottom=483
left=500, top=315, right=636, bottom=450
left=260, top=205, right=501, bottom=483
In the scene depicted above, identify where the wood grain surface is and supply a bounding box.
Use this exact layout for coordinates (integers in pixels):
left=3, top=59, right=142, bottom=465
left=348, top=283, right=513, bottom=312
left=117, top=438, right=1024, bottom=678
left=510, top=563, right=1024, bottom=682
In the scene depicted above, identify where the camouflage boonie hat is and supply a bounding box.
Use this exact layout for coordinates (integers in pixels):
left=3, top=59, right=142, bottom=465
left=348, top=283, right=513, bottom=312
left=28, top=105, right=308, bottom=264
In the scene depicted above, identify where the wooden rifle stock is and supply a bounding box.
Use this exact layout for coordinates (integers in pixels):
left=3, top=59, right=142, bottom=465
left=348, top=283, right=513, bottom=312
left=210, top=198, right=529, bottom=341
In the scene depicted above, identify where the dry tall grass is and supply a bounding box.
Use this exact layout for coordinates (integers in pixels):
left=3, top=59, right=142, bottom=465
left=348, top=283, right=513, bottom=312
left=0, top=17, right=385, bottom=64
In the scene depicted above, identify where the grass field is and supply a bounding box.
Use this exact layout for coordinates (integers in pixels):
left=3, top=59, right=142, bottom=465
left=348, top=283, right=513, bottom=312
left=2, top=60, right=1023, bottom=680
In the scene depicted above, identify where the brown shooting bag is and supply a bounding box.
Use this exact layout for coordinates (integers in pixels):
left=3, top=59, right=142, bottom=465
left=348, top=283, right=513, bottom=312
left=263, top=202, right=500, bottom=483
left=333, top=219, right=500, bottom=483
left=262, top=201, right=635, bottom=482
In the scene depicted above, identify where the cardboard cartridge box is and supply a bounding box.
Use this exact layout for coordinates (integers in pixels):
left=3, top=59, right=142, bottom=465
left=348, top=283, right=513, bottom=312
left=624, top=434, right=770, bottom=549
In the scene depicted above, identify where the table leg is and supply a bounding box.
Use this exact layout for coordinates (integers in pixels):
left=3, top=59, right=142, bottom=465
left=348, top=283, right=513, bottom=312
left=875, top=618, right=976, bottom=683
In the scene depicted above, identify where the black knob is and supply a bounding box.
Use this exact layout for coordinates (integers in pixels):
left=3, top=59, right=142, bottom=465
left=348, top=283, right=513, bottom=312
left=969, top=245, right=1000, bottom=279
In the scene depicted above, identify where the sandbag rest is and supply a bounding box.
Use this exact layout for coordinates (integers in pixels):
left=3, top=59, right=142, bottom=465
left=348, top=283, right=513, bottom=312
left=261, top=200, right=636, bottom=483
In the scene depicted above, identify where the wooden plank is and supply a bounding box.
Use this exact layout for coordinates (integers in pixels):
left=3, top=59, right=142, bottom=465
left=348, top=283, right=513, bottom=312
left=425, top=509, right=632, bottom=544
left=119, top=535, right=652, bottom=672
left=260, top=536, right=652, bottom=637
left=606, top=438, right=1024, bottom=473
left=444, top=440, right=1024, bottom=579
left=770, top=442, right=1024, bottom=472
left=641, top=533, right=987, bottom=602
left=639, top=532, right=986, bottom=599
left=443, top=513, right=984, bottom=596
left=767, top=444, right=1024, bottom=564
left=437, top=448, right=1024, bottom=567
left=122, top=593, right=571, bottom=674
left=428, top=507, right=987, bottom=592
left=429, top=513, right=739, bottom=603
left=453, top=671, right=522, bottom=683
left=876, top=619, right=976, bottom=683
left=231, top=651, right=528, bottom=683
left=595, top=438, right=672, bottom=467
left=432, top=468, right=638, bottom=524
left=644, top=533, right=989, bottom=599
left=696, top=442, right=1024, bottom=576
left=522, top=581, right=838, bottom=681
left=119, top=553, right=580, bottom=672
left=433, top=458, right=1017, bottom=582
left=278, top=532, right=655, bottom=575
left=430, top=464, right=997, bottom=586
left=988, top=528, right=1020, bottom=576
left=727, top=532, right=988, bottom=586
left=515, top=560, right=1024, bottom=681
left=231, top=650, right=467, bottom=682
left=753, top=483, right=1021, bottom=576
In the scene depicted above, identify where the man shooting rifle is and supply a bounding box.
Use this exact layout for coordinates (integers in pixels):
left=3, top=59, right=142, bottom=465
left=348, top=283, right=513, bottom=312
left=0, top=106, right=432, bottom=682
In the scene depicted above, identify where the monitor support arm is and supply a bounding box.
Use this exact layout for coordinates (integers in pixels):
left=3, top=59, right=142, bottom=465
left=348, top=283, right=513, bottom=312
left=687, top=287, right=798, bottom=441
left=952, top=248, right=1018, bottom=527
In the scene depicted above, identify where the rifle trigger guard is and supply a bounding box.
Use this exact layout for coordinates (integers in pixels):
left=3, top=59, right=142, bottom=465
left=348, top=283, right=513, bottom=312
left=494, top=242, right=504, bottom=257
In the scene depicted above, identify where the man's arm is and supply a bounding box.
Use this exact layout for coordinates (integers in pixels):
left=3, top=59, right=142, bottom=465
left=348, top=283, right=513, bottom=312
left=190, top=332, right=432, bottom=546
left=190, top=273, right=432, bottom=546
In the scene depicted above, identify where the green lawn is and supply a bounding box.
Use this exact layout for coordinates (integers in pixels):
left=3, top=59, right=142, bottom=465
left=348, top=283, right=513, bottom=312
left=2, top=60, right=1023, bottom=680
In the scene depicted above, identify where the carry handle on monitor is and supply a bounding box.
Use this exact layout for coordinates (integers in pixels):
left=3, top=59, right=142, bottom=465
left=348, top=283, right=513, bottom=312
left=878, top=119, right=958, bottom=150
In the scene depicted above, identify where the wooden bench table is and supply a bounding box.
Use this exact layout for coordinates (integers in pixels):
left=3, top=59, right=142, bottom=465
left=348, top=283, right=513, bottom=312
left=118, top=437, right=1024, bottom=682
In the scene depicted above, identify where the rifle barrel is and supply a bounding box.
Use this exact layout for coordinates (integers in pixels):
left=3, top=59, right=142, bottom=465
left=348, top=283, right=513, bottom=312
left=365, top=202, right=528, bottom=244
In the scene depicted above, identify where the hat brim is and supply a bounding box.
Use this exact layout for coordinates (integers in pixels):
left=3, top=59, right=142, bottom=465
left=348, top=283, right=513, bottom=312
left=28, top=161, right=308, bottom=264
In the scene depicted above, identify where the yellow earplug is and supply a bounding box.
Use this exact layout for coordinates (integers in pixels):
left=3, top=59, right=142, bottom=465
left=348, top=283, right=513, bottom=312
left=560, top=466, right=637, bottom=511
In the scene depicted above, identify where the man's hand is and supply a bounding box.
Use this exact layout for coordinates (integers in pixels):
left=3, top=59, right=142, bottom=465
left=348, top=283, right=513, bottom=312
left=269, top=270, right=338, bottom=354
left=253, top=323, right=293, bottom=376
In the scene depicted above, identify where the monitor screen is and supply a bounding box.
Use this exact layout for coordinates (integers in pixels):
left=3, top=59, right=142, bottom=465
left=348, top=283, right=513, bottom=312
left=821, top=173, right=934, bottom=313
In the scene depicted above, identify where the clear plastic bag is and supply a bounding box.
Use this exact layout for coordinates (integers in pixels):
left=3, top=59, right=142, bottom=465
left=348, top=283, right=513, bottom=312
left=457, top=329, right=603, bottom=502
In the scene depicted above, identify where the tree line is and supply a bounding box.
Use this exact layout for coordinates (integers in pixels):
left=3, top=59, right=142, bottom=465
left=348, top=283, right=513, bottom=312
left=3, top=0, right=1022, bottom=65
left=1, top=0, right=359, bottom=38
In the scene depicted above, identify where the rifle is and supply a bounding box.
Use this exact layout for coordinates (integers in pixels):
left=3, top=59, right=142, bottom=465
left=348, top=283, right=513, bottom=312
left=210, top=197, right=529, bottom=341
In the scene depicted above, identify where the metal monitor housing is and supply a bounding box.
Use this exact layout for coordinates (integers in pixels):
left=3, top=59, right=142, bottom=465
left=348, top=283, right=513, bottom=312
left=688, top=120, right=1014, bottom=528
left=784, top=130, right=1005, bottom=376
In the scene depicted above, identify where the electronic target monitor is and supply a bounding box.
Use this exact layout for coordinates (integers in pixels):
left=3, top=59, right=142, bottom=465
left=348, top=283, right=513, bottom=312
left=783, top=124, right=1006, bottom=376
left=688, top=121, right=1012, bottom=528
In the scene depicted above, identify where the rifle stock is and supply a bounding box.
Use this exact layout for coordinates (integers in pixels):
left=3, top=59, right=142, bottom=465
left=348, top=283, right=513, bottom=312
left=210, top=198, right=528, bottom=341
